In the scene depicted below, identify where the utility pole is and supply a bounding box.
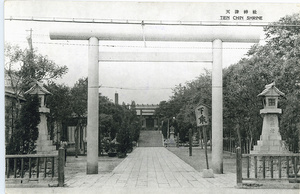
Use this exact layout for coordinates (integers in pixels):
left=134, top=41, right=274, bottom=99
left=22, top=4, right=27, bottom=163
left=26, top=28, right=33, bottom=51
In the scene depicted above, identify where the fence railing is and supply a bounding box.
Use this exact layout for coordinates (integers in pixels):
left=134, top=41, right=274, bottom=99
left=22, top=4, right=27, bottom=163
left=236, top=147, right=300, bottom=186
left=5, top=147, right=65, bottom=187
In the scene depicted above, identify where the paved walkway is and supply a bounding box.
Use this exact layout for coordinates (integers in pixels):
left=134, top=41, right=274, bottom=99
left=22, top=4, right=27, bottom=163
left=66, top=147, right=235, bottom=189
left=5, top=147, right=299, bottom=194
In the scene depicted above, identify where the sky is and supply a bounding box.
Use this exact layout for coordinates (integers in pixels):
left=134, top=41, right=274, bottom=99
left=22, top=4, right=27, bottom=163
left=3, top=1, right=300, bottom=104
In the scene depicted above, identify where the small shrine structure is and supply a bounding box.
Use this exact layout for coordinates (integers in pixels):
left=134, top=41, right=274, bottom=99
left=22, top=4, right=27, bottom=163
left=251, top=82, right=288, bottom=154
left=25, top=82, right=57, bottom=154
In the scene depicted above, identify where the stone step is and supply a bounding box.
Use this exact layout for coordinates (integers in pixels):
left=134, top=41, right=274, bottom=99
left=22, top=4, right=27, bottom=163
left=252, top=144, right=288, bottom=154
left=138, top=130, right=163, bottom=147
left=257, top=140, right=282, bottom=146
left=36, top=145, right=57, bottom=153
left=38, top=135, right=51, bottom=141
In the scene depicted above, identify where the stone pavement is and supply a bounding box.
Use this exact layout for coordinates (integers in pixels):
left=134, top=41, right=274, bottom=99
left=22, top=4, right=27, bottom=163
left=5, top=147, right=299, bottom=194
left=66, top=147, right=236, bottom=189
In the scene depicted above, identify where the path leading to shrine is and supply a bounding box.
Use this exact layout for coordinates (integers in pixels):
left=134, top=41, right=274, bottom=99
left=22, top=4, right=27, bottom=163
left=6, top=147, right=298, bottom=194
left=105, top=147, right=235, bottom=188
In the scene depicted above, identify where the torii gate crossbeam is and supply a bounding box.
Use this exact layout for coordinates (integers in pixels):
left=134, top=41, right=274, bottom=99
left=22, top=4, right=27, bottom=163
left=98, top=51, right=213, bottom=62
left=50, top=25, right=261, bottom=174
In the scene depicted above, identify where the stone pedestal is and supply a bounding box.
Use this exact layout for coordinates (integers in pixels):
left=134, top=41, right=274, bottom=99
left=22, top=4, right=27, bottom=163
left=36, top=110, right=57, bottom=154
left=251, top=114, right=288, bottom=154
left=167, top=131, right=176, bottom=147
left=203, top=169, right=214, bottom=178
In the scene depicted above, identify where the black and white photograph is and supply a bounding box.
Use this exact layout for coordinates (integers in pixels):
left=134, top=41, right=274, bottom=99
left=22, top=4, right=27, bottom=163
left=2, top=0, right=300, bottom=193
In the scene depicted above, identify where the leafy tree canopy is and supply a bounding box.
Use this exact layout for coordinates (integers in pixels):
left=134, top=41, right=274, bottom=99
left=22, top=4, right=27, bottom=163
left=5, top=43, right=68, bottom=93
left=156, top=14, right=300, bottom=152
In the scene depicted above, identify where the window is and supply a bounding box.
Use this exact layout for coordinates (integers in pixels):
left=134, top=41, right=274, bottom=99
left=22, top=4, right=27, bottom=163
left=268, top=98, right=276, bottom=106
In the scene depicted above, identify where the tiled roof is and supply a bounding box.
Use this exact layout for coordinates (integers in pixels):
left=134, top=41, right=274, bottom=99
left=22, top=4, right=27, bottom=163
left=24, top=81, right=52, bottom=95
left=258, top=82, right=285, bottom=97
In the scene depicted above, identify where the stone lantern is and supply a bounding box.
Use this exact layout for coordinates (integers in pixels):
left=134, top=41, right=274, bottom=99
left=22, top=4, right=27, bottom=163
left=25, top=82, right=57, bottom=154
left=251, top=82, right=288, bottom=154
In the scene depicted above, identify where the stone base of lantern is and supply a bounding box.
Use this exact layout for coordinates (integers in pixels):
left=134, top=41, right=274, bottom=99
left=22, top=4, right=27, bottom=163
left=251, top=123, right=289, bottom=154
left=251, top=139, right=289, bottom=154
left=250, top=135, right=291, bottom=179
left=36, top=113, right=58, bottom=154
left=36, top=134, right=58, bottom=154
left=166, top=132, right=176, bottom=147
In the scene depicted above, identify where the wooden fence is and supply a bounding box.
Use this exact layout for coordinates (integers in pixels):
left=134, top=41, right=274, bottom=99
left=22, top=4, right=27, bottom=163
left=236, top=147, right=300, bottom=186
left=5, top=148, right=65, bottom=187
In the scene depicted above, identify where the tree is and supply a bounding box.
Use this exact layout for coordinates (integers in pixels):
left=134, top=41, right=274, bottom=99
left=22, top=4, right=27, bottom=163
left=116, top=120, right=132, bottom=157
left=97, top=96, right=140, bottom=156
left=155, top=70, right=212, bottom=141
left=6, top=94, right=40, bottom=154
left=223, top=13, right=300, bottom=152
left=264, top=14, right=300, bottom=152
left=280, top=91, right=300, bottom=152
left=70, top=78, right=88, bottom=157
left=129, top=120, right=141, bottom=142
left=46, top=83, right=72, bottom=147
left=153, top=14, right=300, bottom=152
left=128, top=101, right=140, bottom=142
left=99, top=95, right=115, bottom=138
left=5, top=43, right=68, bottom=98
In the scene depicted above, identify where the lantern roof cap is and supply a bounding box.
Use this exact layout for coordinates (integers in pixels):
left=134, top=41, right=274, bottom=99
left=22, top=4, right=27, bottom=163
left=24, top=81, right=52, bottom=95
left=258, top=82, right=284, bottom=97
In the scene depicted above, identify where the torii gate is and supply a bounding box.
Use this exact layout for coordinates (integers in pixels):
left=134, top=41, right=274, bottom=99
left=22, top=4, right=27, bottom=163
left=50, top=24, right=260, bottom=174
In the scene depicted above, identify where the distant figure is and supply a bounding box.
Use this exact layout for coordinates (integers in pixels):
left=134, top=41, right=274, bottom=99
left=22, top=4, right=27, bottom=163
left=60, top=141, right=68, bottom=166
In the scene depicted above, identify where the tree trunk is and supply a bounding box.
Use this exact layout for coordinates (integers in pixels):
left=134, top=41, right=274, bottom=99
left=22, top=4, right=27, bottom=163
left=249, top=136, right=253, bottom=153
left=236, top=124, right=242, bottom=150
left=75, top=121, right=80, bottom=158
left=10, top=101, right=14, bottom=144
left=80, top=124, right=83, bottom=150
left=56, top=122, right=60, bottom=149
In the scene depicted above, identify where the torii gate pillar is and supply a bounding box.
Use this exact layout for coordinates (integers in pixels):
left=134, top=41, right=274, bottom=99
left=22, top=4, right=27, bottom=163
left=87, top=37, right=99, bottom=174
left=212, top=39, right=223, bottom=174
